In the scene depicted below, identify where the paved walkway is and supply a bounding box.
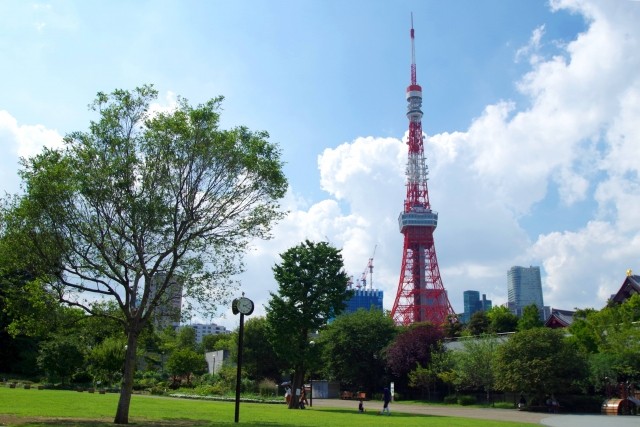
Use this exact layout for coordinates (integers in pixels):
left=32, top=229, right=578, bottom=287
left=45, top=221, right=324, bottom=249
left=310, top=399, right=639, bottom=426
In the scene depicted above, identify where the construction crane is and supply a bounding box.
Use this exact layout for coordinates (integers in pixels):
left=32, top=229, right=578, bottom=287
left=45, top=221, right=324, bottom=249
left=359, top=245, right=377, bottom=290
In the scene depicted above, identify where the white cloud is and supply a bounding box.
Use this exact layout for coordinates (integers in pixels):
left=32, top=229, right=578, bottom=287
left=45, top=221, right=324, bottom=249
left=0, top=110, right=63, bottom=159
left=0, top=111, right=63, bottom=195
left=515, top=24, right=546, bottom=64
left=217, top=0, right=640, bottom=325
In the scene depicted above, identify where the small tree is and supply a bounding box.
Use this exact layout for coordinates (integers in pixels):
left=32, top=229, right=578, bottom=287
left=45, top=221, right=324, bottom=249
left=465, top=311, right=489, bottom=336
left=453, top=335, right=499, bottom=403
left=265, top=240, right=351, bottom=408
left=242, top=316, right=282, bottom=381
left=517, top=304, right=543, bottom=331
left=486, top=306, right=518, bottom=334
left=37, top=336, right=86, bottom=384
left=385, top=323, right=444, bottom=385
left=88, top=336, right=127, bottom=387
left=166, top=348, right=206, bottom=386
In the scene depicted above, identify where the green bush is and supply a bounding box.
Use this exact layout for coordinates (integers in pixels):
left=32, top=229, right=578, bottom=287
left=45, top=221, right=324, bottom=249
left=240, top=377, right=256, bottom=393
left=493, top=402, right=514, bottom=409
left=133, top=376, right=159, bottom=391
left=193, top=383, right=227, bottom=396
left=458, top=395, right=476, bottom=406
left=258, top=379, right=278, bottom=397
left=443, top=395, right=458, bottom=404
left=149, top=386, right=166, bottom=395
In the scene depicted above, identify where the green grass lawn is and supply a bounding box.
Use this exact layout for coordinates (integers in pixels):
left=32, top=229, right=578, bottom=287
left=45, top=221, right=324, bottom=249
left=0, top=388, right=536, bottom=426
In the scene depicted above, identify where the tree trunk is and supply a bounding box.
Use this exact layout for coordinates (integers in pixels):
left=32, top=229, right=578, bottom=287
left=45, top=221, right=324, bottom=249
left=114, top=329, right=140, bottom=424
left=288, top=367, right=305, bottom=409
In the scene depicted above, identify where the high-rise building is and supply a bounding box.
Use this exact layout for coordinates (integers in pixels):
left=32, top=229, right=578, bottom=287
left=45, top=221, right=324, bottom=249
left=462, top=290, right=492, bottom=323
left=150, top=272, right=183, bottom=331
left=344, top=289, right=384, bottom=314
left=507, top=266, right=544, bottom=317
left=463, top=291, right=479, bottom=323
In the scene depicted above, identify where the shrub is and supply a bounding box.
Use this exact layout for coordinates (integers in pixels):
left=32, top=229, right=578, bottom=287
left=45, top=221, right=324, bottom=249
left=493, top=402, right=514, bottom=409
left=149, top=386, right=166, bottom=396
left=443, top=395, right=458, bottom=404
left=458, top=395, right=476, bottom=406
left=193, top=383, right=227, bottom=396
left=258, top=379, right=278, bottom=397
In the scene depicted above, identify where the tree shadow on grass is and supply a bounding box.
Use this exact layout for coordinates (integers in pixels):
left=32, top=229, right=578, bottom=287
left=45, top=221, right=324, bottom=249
left=0, top=417, right=299, bottom=427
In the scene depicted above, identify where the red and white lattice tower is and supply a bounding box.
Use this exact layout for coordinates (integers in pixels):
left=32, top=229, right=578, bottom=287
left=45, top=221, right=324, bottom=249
left=390, top=17, right=455, bottom=326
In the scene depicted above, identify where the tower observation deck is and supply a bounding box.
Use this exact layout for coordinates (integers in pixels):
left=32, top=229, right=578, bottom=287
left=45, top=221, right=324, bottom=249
left=390, top=17, right=455, bottom=326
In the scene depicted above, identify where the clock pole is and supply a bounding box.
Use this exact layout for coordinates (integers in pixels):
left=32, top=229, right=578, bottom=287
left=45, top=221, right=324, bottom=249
left=232, top=293, right=253, bottom=423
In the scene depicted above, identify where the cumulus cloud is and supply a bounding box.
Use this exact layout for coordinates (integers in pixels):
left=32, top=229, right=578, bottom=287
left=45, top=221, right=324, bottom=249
left=0, top=110, right=63, bottom=195
left=226, top=0, right=640, bottom=327
left=211, top=1, right=640, bottom=328
left=0, top=110, right=63, bottom=158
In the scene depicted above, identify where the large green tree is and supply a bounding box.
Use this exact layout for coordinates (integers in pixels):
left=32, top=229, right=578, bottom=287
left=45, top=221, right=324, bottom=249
left=265, top=240, right=351, bottom=408
left=319, top=308, right=396, bottom=395
left=495, top=328, right=587, bottom=402
left=568, top=295, right=640, bottom=386
left=2, top=85, right=287, bottom=423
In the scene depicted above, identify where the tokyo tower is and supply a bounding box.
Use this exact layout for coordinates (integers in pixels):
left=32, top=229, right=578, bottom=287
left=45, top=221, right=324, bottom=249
left=390, top=17, right=455, bottom=326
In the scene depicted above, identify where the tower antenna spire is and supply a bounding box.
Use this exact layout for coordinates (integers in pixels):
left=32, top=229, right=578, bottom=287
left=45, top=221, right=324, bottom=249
left=391, top=15, right=455, bottom=326
left=410, top=12, right=416, bottom=85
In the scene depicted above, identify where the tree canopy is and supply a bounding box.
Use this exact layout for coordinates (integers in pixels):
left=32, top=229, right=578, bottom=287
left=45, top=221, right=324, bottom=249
left=385, top=322, right=444, bottom=380
left=319, top=308, right=396, bottom=395
left=495, top=327, right=587, bottom=401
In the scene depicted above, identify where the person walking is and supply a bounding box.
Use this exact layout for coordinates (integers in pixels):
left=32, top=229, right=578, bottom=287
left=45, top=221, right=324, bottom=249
left=380, top=387, right=391, bottom=415
left=284, top=386, right=292, bottom=405
left=299, top=387, right=308, bottom=409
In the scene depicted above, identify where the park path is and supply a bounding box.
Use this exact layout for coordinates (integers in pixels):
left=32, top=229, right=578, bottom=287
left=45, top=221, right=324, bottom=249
left=310, top=398, right=547, bottom=423
left=309, top=399, right=639, bottom=426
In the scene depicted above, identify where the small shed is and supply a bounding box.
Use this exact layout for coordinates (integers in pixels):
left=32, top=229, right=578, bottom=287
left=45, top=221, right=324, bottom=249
left=310, top=380, right=340, bottom=399
left=601, top=398, right=637, bottom=415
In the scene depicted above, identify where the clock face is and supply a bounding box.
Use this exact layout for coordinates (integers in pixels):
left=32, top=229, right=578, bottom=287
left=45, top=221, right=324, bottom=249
left=237, top=297, right=254, bottom=315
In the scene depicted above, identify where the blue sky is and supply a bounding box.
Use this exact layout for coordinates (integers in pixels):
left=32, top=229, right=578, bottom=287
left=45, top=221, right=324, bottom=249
left=2, top=1, right=640, bottom=329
